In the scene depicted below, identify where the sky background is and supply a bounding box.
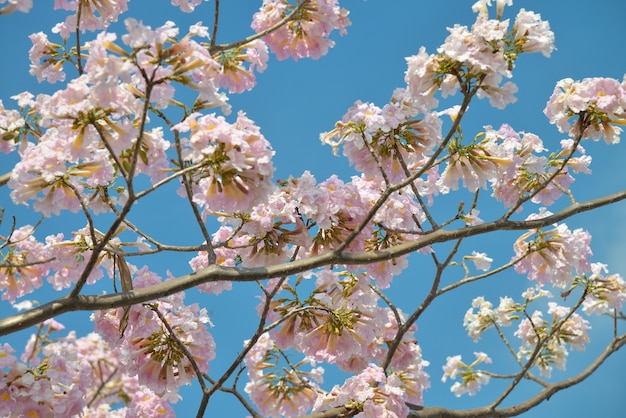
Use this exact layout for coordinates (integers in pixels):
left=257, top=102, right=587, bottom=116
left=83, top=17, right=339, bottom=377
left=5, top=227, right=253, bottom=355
left=1, top=0, right=626, bottom=417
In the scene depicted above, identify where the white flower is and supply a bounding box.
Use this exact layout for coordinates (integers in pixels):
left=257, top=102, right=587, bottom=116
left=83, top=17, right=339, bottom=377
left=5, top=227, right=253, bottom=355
left=466, top=251, right=493, bottom=271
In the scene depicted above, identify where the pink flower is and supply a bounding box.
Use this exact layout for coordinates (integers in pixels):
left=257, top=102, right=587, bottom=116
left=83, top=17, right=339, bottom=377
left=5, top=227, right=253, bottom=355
left=438, top=16, right=509, bottom=76
left=53, top=0, right=129, bottom=38
left=0, top=343, right=17, bottom=368
left=481, top=124, right=585, bottom=208
left=28, top=32, right=66, bottom=83
left=93, top=271, right=215, bottom=398
left=299, top=271, right=379, bottom=367
left=120, top=19, right=231, bottom=113
left=404, top=47, right=440, bottom=110
left=171, top=0, right=204, bottom=13
left=547, top=303, right=590, bottom=351
left=472, top=0, right=512, bottom=18
left=314, top=363, right=415, bottom=417
left=128, top=386, right=176, bottom=417
left=245, top=377, right=318, bottom=418
left=583, top=263, right=626, bottom=315
left=513, top=217, right=592, bottom=287
left=0, top=225, right=49, bottom=303
left=464, top=296, right=518, bottom=341
left=544, top=76, right=626, bottom=144
left=477, top=79, right=519, bottom=109
left=244, top=333, right=322, bottom=417
left=126, top=301, right=214, bottom=397
left=321, top=100, right=441, bottom=183
left=515, top=308, right=574, bottom=377
left=252, top=0, right=350, bottom=61
left=437, top=146, right=502, bottom=193
left=513, top=9, right=555, bottom=57
left=121, top=127, right=169, bottom=184
left=441, top=352, right=491, bottom=397
left=428, top=6, right=552, bottom=110
left=461, top=208, right=484, bottom=226
left=188, top=227, right=239, bottom=294
left=43, top=228, right=115, bottom=290
left=0, top=0, right=32, bottom=14
left=173, top=111, right=275, bottom=214
left=390, top=352, right=430, bottom=406
left=0, top=337, right=92, bottom=416
left=0, top=100, right=25, bottom=154
left=265, top=270, right=385, bottom=372
left=216, top=39, right=269, bottom=93
left=463, top=297, right=495, bottom=342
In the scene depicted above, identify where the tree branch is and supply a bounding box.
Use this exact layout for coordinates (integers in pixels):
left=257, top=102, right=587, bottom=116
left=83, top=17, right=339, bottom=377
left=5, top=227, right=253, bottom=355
left=409, top=333, right=626, bottom=417
left=0, top=172, right=9, bottom=187
left=1, top=189, right=626, bottom=335
left=301, top=406, right=359, bottom=418
left=208, top=0, right=310, bottom=55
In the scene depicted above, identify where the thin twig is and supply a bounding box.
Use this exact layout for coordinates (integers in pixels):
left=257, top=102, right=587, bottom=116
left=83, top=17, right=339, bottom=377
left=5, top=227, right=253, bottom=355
left=208, top=0, right=310, bottom=55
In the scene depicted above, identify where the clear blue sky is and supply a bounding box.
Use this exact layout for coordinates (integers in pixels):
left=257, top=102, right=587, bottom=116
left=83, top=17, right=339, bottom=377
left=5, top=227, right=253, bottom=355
left=1, top=1, right=626, bottom=416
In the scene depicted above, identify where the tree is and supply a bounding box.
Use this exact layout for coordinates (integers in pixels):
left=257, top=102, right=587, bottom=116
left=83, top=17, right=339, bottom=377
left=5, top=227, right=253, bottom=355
left=0, top=0, right=625, bottom=416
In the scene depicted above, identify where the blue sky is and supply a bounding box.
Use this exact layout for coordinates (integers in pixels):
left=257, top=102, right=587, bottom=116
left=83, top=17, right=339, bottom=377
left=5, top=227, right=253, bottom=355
left=1, top=1, right=626, bottom=417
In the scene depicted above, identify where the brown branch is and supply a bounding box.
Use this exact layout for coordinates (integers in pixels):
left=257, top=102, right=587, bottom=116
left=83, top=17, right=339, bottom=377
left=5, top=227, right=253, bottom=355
left=0, top=172, right=10, bottom=187
left=208, top=0, right=310, bottom=55
left=301, top=406, right=359, bottom=418
left=210, top=0, right=220, bottom=48
left=1, top=189, right=626, bottom=336
left=409, top=334, right=626, bottom=417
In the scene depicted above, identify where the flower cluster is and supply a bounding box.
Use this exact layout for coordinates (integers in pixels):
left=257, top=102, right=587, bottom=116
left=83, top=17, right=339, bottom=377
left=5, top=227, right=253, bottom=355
left=171, top=0, right=206, bottom=13
left=313, top=363, right=428, bottom=418
left=252, top=0, right=350, bottom=61
left=9, top=121, right=126, bottom=216
left=216, top=39, right=270, bottom=93
left=0, top=95, right=29, bottom=154
left=68, top=331, right=176, bottom=417
left=321, top=98, right=442, bottom=183
left=208, top=171, right=424, bottom=287
left=28, top=32, right=68, bottom=83
left=275, top=271, right=387, bottom=370
left=582, top=263, right=626, bottom=315
left=0, top=225, right=49, bottom=303
left=244, top=333, right=323, bottom=418
left=0, top=336, right=90, bottom=416
left=92, top=268, right=215, bottom=399
left=441, top=352, right=492, bottom=397
left=460, top=285, right=601, bottom=381
left=544, top=76, right=626, bottom=144
left=515, top=303, right=590, bottom=377
left=52, top=0, right=129, bottom=39
left=248, top=269, right=430, bottom=415
left=405, top=3, right=554, bottom=110
left=435, top=123, right=593, bottom=209
left=484, top=125, right=591, bottom=208
left=0, top=320, right=175, bottom=417
left=463, top=296, right=517, bottom=341
left=118, top=18, right=229, bottom=112
left=513, top=213, right=592, bottom=287
left=436, top=133, right=507, bottom=194
left=15, top=17, right=276, bottom=215
left=173, top=111, right=276, bottom=214
left=0, top=224, right=152, bottom=303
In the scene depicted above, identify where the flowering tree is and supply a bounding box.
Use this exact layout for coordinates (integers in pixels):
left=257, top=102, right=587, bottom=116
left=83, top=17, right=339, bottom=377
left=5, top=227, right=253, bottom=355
left=1, top=0, right=625, bottom=417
